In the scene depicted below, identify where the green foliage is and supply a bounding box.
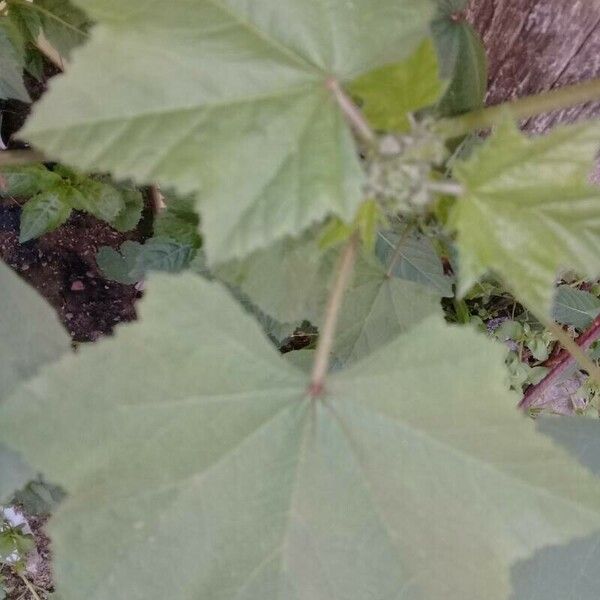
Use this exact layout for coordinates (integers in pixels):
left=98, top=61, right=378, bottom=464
left=21, top=0, right=434, bottom=264
left=34, top=0, right=90, bottom=59
left=0, top=164, right=143, bottom=240
left=451, top=119, right=600, bottom=318
left=0, top=15, right=30, bottom=101
left=3, top=2, right=600, bottom=599
left=376, top=229, right=454, bottom=296
left=349, top=38, right=445, bottom=132
left=321, top=250, right=441, bottom=363
left=432, top=6, right=487, bottom=116
left=552, top=285, right=600, bottom=330
left=5, top=275, right=600, bottom=600
left=19, top=189, right=72, bottom=242
left=0, top=261, right=70, bottom=501
left=0, top=0, right=90, bottom=100
left=97, top=238, right=194, bottom=284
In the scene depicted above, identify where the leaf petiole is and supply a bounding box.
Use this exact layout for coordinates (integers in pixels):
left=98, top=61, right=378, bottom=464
left=436, top=77, right=600, bottom=138
left=309, top=232, right=359, bottom=397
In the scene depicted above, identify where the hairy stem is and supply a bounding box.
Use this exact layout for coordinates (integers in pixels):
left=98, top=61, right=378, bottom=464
left=149, top=184, right=166, bottom=214
left=18, top=572, right=42, bottom=600
left=425, top=181, right=464, bottom=197
left=0, top=150, right=46, bottom=166
left=519, top=315, right=600, bottom=410
left=309, top=233, right=359, bottom=397
left=436, top=77, right=600, bottom=138
left=327, top=78, right=376, bottom=145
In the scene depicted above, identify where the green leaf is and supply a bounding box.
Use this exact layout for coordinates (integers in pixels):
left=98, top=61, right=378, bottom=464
left=22, top=0, right=434, bottom=263
left=19, top=189, right=72, bottom=242
left=323, top=251, right=441, bottom=363
left=154, top=196, right=201, bottom=247
left=552, top=285, right=600, bottom=330
left=97, top=238, right=194, bottom=284
left=0, top=261, right=70, bottom=501
left=66, top=179, right=125, bottom=222
left=3, top=274, right=600, bottom=599
left=510, top=416, right=600, bottom=600
left=0, top=17, right=29, bottom=102
left=432, top=13, right=487, bottom=117
left=34, top=0, right=90, bottom=59
left=109, top=188, right=144, bottom=232
left=376, top=230, right=454, bottom=296
left=217, top=234, right=327, bottom=324
left=348, top=38, right=444, bottom=132
left=450, top=119, right=600, bottom=318
left=0, top=165, right=62, bottom=199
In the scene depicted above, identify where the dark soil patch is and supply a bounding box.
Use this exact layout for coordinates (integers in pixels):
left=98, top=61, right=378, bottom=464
left=0, top=200, right=144, bottom=342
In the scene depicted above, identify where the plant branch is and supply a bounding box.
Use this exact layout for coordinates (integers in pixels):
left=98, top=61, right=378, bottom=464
left=326, top=78, right=376, bottom=145
left=309, top=232, right=359, bottom=397
left=17, top=572, right=42, bottom=600
left=0, top=150, right=46, bottom=166
left=149, top=184, right=166, bottom=214
left=519, top=315, right=600, bottom=410
left=436, top=77, right=600, bottom=138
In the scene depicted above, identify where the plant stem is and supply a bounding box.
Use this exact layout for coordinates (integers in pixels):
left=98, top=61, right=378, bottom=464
left=436, top=77, right=600, bottom=138
left=519, top=315, right=600, bottom=410
left=149, top=184, right=166, bottom=214
left=309, top=232, right=359, bottom=397
left=0, top=150, right=46, bottom=166
left=17, top=572, right=42, bottom=600
left=425, top=181, right=464, bottom=197
left=327, top=78, right=376, bottom=145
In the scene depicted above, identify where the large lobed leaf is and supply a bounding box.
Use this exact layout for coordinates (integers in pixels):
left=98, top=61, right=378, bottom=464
left=450, top=119, right=600, bottom=318
left=22, top=0, right=434, bottom=264
left=320, top=250, right=441, bottom=363
left=3, top=274, right=600, bottom=598
left=0, top=261, right=71, bottom=501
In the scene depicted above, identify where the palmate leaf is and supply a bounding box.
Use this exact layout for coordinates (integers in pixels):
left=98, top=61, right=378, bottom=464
left=509, top=417, right=600, bottom=600
left=432, top=6, right=487, bottom=117
left=376, top=229, right=454, bottom=296
left=21, top=0, right=434, bottom=264
left=348, top=38, right=444, bottom=132
left=321, top=251, right=441, bottom=363
left=3, top=274, right=600, bottom=599
left=0, top=261, right=71, bottom=501
left=450, top=119, right=600, bottom=318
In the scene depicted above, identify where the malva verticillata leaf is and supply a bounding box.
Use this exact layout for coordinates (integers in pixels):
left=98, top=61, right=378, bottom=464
left=21, top=0, right=434, bottom=264
left=376, top=229, right=454, bottom=297
left=0, top=261, right=71, bottom=501
left=3, top=274, right=600, bottom=599
left=318, top=250, right=442, bottom=364
left=450, top=118, right=600, bottom=318
left=431, top=9, right=487, bottom=117
left=348, top=38, right=445, bottom=132
left=552, top=285, right=600, bottom=330
left=0, top=17, right=30, bottom=102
